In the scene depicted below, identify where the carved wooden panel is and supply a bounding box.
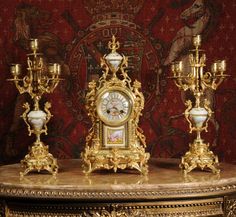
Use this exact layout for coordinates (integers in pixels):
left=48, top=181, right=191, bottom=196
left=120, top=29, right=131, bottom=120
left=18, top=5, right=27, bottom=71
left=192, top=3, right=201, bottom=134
left=0, top=200, right=5, bottom=217
left=225, top=195, right=236, bottom=217
left=4, top=198, right=223, bottom=217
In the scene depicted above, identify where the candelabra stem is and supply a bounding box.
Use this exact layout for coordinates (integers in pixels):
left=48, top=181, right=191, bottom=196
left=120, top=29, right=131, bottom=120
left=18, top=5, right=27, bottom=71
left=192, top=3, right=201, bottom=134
left=194, top=92, right=201, bottom=107
left=36, top=134, right=41, bottom=143
left=33, top=97, right=41, bottom=110
left=196, top=131, right=201, bottom=140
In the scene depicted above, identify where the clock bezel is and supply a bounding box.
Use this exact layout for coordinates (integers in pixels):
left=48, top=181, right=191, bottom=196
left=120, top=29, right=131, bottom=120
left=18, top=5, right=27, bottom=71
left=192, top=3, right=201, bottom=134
left=96, top=86, right=134, bottom=126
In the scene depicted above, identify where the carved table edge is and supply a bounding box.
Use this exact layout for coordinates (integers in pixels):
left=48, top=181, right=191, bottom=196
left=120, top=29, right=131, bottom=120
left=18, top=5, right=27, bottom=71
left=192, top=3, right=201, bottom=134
left=0, top=183, right=236, bottom=200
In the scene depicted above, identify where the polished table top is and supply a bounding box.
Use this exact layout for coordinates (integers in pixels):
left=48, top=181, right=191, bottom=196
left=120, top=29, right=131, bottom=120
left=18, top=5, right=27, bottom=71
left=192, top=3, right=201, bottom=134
left=0, top=159, right=236, bottom=200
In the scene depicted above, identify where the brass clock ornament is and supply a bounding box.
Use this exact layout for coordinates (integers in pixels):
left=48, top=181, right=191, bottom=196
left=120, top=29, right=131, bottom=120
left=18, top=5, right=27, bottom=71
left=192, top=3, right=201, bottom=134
left=82, top=35, right=150, bottom=175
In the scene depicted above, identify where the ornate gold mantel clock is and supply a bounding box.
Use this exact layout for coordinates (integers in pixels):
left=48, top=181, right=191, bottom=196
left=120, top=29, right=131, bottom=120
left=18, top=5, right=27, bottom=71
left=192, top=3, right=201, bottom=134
left=81, top=36, right=150, bottom=175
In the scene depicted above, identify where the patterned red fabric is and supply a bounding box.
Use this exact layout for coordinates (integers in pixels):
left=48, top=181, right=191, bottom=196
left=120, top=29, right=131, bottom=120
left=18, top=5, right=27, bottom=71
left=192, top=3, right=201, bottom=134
left=0, top=0, right=235, bottom=164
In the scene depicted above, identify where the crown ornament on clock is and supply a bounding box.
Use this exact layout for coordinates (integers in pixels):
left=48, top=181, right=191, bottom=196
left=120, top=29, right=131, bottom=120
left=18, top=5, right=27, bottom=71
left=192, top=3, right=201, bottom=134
left=83, top=0, right=144, bottom=22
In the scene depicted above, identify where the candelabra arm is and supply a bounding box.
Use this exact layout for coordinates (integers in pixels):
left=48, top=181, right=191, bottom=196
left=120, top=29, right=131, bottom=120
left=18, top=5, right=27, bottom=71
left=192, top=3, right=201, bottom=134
left=174, top=79, right=189, bottom=91
left=211, top=77, right=224, bottom=90
left=23, top=76, right=34, bottom=93
left=46, top=79, right=61, bottom=93
left=201, top=72, right=214, bottom=90
left=8, top=76, right=30, bottom=94
left=38, top=84, right=50, bottom=94
left=15, top=80, right=27, bottom=94
left=202, top=77, right=215, bottom=91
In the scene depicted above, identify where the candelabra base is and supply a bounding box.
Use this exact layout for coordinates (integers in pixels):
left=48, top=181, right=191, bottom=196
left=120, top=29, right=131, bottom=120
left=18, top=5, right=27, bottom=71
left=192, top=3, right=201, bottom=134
left=20, top=141, right=58, bottom=177
left=180, top=139, right=220, bottom=175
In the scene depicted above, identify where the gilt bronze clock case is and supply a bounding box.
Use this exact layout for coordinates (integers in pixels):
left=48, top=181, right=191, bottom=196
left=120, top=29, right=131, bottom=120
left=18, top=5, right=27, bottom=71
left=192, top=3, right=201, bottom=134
left=81, top=36, right=150, bottom=175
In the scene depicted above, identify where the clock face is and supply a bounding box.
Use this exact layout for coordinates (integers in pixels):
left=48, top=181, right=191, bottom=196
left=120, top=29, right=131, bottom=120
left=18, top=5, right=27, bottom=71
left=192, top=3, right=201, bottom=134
left=97, top=90, right=132, bottom=125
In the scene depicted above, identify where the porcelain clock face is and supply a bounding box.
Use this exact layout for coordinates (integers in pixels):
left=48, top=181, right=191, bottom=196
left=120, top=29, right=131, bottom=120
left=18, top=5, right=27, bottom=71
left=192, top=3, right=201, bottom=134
left=97, top=90, right=132, bottom=126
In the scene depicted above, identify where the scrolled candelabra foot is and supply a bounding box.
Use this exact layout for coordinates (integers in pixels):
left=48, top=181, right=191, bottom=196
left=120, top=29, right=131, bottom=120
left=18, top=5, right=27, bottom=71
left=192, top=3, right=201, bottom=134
left=180, top=140, right=220, bottom=175
left=20, top=141, right=58, bottom=177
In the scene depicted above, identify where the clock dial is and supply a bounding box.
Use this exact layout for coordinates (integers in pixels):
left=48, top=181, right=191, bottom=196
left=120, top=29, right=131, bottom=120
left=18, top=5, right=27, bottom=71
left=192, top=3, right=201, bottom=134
left=98, top=91, right=131, bottom=125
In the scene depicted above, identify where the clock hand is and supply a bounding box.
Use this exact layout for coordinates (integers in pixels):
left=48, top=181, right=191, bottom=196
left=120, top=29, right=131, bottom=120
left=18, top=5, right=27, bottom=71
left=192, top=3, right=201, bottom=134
left=106, top=106, right=122, bottom=116
left=111, top=107, right=119, bottom=115
left=120, top=110, right=124, bottom=114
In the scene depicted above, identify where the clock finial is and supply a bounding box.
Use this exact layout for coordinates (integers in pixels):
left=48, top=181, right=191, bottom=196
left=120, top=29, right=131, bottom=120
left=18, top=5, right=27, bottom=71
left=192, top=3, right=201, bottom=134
left=108, top=35, right=120, bottom=53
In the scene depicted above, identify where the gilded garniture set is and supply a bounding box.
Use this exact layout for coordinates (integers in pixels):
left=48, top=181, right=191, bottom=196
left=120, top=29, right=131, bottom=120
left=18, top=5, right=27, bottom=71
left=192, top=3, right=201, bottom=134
left=9, top=35, right=228, bottom=177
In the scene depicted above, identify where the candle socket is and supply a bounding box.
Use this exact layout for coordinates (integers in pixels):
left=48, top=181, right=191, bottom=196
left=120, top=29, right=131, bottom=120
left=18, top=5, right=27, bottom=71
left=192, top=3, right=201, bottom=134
left=30, top=39, right=39, bottom=52
left=11, top=64, right=21, bottom=76
left=193, top=35, right=201, bottom=47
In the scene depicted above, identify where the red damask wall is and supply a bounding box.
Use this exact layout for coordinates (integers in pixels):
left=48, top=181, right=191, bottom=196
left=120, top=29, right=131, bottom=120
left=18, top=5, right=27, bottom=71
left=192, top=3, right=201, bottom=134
left=0, top=0, right=235, bottom=164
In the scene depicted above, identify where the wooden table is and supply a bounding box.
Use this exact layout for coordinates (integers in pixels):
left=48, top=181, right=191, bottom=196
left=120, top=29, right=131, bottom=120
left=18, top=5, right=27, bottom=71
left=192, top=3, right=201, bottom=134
left=0, top=159, right=236, bottom=216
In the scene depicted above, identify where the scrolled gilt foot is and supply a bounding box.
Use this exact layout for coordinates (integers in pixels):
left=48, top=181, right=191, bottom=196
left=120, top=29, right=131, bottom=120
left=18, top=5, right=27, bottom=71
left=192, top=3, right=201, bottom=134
left=20, top=142, right=58, bottom=177
left=180, top=144, right=220, bottom=175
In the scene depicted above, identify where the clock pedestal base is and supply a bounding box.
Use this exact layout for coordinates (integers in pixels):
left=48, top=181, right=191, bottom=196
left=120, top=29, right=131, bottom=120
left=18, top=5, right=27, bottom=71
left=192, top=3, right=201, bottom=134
left=82, top=147, right=150, bottom=175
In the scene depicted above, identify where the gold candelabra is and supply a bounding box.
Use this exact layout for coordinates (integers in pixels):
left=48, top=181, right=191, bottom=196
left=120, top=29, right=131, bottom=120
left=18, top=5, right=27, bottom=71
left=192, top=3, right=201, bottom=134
left=9, top=39, right=61, bottom=177
left=170, top=35, right=228, bottom=175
